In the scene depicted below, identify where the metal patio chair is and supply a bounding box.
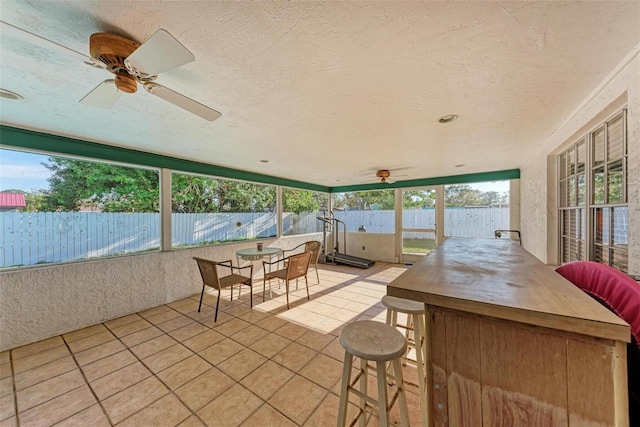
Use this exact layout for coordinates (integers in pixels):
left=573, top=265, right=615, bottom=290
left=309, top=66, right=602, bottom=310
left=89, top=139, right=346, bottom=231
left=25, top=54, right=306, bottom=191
left=263, top=251, right=312, bottom=309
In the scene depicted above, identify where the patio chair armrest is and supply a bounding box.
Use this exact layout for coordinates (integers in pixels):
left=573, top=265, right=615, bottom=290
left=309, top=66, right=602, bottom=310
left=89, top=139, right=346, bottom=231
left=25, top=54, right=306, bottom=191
left=217, top=260, right=234, bottom=269
left=262, top=258, right=282, bottom=267
left=231, top=264, right=253, bottom=274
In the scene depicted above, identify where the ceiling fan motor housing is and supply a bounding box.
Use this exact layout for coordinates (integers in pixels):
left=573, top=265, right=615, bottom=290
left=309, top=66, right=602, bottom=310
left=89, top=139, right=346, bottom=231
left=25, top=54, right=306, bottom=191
left=376, top=170, right=391, bottom=182
left=89, top=33, right=140, bottom=92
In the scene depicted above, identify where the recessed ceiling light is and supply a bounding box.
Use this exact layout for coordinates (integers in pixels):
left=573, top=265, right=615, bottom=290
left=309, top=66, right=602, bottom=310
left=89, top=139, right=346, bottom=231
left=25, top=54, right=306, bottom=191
left=455, top=164, right=465, bottom=168
left=0, top=88, right=23, bottom=100
left=260, top=160, right=269, bottom=163
left=439, top=114, right=458, bottom=123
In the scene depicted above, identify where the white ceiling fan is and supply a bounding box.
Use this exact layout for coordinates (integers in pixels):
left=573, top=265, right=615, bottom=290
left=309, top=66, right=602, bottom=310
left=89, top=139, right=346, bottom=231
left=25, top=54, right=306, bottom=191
left=0, top=21, right=221, bottom=122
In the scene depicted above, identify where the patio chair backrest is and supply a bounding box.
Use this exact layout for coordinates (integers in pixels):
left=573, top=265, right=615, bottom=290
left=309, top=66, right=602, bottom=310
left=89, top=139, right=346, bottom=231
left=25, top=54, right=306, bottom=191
left=286, top=251, right=312, bottom=280
left=304, top=241, right=321, bottom=266
left=193, top=257, right=223, bottom=290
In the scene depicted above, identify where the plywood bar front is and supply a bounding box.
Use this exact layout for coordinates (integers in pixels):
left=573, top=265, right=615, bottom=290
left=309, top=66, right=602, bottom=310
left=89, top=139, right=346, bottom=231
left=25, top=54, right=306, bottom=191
left=387, top=238, right=630, bottom=427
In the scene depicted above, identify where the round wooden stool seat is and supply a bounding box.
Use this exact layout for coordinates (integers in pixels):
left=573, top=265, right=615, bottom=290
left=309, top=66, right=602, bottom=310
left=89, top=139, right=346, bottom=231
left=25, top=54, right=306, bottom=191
left=381, top=295, right=425, bottom=314
left=337, top=320, right=410, bottom=427
left=339, top=320, right=407, bottom=361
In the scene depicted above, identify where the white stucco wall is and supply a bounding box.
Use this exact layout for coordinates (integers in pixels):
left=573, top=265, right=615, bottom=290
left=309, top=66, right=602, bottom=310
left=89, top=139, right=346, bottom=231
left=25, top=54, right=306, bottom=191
left=521, top=46, right=640, bottom=275
left=0, top=233, right=323, bottom=351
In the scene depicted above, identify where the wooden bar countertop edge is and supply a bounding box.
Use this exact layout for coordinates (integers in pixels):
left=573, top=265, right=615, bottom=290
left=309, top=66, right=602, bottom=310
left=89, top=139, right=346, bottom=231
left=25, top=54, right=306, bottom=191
left=387, top=238, right=630, bottom=343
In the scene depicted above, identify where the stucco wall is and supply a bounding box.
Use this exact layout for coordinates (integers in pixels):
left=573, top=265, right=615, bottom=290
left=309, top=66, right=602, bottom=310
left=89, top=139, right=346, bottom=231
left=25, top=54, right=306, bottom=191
left=521, top=47, right=640, bottom=275
left=0, top=233, right=323, bottom=351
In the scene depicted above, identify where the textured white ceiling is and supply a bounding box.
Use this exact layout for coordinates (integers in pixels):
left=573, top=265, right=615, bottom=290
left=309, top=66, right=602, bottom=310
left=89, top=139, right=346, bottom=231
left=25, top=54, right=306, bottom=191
left=1, top=1, right=639, bottom=187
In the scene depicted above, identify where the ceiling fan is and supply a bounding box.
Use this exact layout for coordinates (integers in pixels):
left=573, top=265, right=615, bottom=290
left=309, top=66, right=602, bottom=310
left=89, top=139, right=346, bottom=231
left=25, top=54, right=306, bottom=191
left=375, top=169, right=409, bottom=184
left=1, top=21, right=221, bottom=121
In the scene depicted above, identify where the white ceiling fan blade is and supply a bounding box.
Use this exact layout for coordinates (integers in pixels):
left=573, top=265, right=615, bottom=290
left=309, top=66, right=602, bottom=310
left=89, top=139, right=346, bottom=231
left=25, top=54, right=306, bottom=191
left=0, top=20, right=105, bottom=69
left=80, top=80, right=123, bottom=109
left=126, top=29, right=194, bottom=76
left=144, top=83, right=221, bottom=122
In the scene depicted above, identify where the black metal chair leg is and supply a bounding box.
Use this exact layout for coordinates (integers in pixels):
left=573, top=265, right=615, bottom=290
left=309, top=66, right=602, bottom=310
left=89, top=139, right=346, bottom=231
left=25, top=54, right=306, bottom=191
left=198, top=285, right=205, bottom=312
left=214, top=289, right=221, bottom=322
left=263, top=277, right=267, bottom=302
left=249, top=282, right=253, bottom=308
left=305, top=276, right=310, bottom=300
left=286, top=281, right=290, bottom=309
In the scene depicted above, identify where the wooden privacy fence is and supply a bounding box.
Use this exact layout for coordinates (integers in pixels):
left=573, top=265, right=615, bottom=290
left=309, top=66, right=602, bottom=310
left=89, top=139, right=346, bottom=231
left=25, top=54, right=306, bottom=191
left=1, top=207, right=510, bottom=267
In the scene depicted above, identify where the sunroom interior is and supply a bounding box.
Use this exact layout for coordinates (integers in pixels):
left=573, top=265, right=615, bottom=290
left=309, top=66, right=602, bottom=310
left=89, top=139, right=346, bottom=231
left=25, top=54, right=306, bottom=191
left=0, top=1, right=639, bottom=426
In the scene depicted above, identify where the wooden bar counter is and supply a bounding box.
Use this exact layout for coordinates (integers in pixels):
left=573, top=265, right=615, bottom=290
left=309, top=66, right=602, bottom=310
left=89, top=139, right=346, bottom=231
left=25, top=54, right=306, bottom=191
left=387, top=238, right=630, bottom=427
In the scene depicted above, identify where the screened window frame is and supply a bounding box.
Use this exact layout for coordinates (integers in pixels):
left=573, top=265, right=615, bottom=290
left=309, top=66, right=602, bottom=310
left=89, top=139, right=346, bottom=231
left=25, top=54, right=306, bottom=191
left=557, top=108, right=628, bottom=271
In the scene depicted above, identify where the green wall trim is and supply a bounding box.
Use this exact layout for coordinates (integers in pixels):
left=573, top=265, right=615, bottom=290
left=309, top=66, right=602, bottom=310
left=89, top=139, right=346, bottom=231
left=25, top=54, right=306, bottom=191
left=329, top=169, right=520, bottom=192
left=0, top=125, right=330, bottom=192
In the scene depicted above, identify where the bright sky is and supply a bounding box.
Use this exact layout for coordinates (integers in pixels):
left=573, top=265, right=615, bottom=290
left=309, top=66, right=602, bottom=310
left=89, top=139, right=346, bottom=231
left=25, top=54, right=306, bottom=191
left=0, top=147, right=511, bottom=193
left=0, top=149, right=51, bottom=192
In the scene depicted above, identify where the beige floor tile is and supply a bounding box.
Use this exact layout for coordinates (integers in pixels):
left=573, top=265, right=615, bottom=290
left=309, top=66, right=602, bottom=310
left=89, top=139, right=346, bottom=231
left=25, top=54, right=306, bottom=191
left=90, top=362, right=152, bottom=400
left=239, top=360, right=294, bottom=400
left=168, top=322, right=209, bottom=342
left=249, top=333, right=291, bottom=358
left=238, top=310, right=271, bottom=324
left=0, top=352, right=8, bottom=365
left=54, top=404, right=110, bottom=427
left=13, top=346, right=70, bottom=374
left=272, top=342, right=317, bottom=373
left=117, top=393, right=191, bottom=427
left=74, top=340, right=126, bottom=366
left=12, top=356, right=75, bottom=391
left=63, top=324, right=108, bottom=344
left=182, top=330, right=225, bottom=353
left=184, top=305, right=218, bottom=322
left=0, top=365, right=9, bottom=382
left=198, top=311, right=236, bottom=328
left=299, top=354, right=344, bottom=390
left=321, top=338, right=346, bottom=362
left=156, top=315, right=194, bottom=333
left=81, top=350, right=137, bottom=382
left=156, top=355, right=211, bottom=390
left=0, top=394, right=15, bottom=422
left=137, top=305, right=172, bottom=319
left=67, top=331, right=116, bottom=354
left=167, top=298, right=198, bottom=310
left=197, top=383, right=262, bottom=426
left=109, top=318, right=153, bottom=338
left=222, top=303, right=253, bottom=317
left=212, top=318, right=251, bottom=337
left=198, top=338, right=244, bottom=366
left=104, top=314, right=142, bottom=329
left=129, top=334, right=177, bottom=359
left=18, top=385, right=96, bottom=426
left=16, top=369, right=85, bottom=412
left=177, top=415, right=206, bottom=427
left=174, top=367, right=235, bottom=411
left=304, top=392, right=358, bottom=427
left=241, top=403, right=297, bottom=427
left=217, top=348, right=267, bottom=381
left=101, top=376, right=169, bottom=424
left=268, top=375, right=327, bottom=425
left=258, top=315, right=288, bottom=332
left=296, top=330, right=335, bottom=351
left=11, top=337, right=64, bottom=360
left=229, top=324, right=269, bottom=347
left=144, top=309, right=183, bottom=325
left=0, top=416, right=16, bottom=427
left=142, top=344, right=193, bottom=374
left=119, top=325, right=164, bottom=348
left=0, top=377, right=12, bottom=399
left=173, top=301, right=201, bottom=314
left=274, top=323, right=309, bottom=341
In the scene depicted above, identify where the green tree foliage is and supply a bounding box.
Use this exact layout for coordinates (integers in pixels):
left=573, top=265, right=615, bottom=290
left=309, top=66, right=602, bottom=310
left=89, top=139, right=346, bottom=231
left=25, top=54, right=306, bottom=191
left=445, top=184, right=508, bottom=207
left=282, top=188, right=327, bottom=214
left=332, top=190, right=395, bottom=210
left=39, top=157, right=277, bottom=213
left=43, top=157, right=159, bottom=212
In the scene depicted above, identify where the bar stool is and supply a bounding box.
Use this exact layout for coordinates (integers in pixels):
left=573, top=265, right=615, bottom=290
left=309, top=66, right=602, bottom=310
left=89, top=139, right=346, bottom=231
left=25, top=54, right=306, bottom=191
left=337, top=320, right=410, bottom=427
left=382, top=295, right=428, bottom=427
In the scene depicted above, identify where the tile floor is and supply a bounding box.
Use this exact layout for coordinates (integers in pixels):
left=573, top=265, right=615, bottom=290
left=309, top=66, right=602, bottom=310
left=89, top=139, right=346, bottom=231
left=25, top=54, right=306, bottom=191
left=0, top=262, right=427, bottom=426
